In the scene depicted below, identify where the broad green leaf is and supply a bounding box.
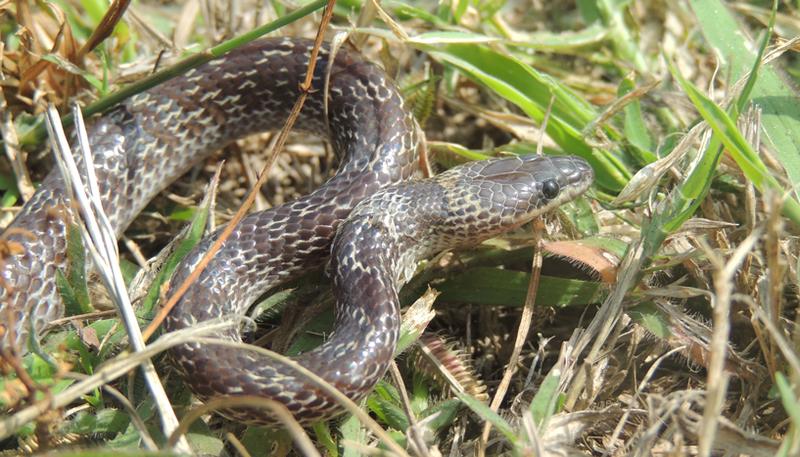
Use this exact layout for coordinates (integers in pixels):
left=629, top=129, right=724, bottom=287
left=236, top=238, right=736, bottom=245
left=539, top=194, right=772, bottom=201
left=419, top=399, right=461, bottom=431
left=186, top=421, right=225, bottom=456
left=0, top=173, right=19, bottom=208
left=64, top=409, right=130, bottom=435
left=239, top=426, right=290, bottom=457
left=367, top=393, right=409, bottom=431
left=628, top=302, right=671, bottom=339
left=313, top=422, right=338, bottom=457
left=340, top=414, right=367, bottom=457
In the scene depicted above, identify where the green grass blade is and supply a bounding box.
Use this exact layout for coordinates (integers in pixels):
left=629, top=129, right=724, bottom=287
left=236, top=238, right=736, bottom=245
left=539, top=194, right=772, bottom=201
left=619, top=77, right=654, bottom=155
left=690, top=0, right=800, bottom=198
left=528, top=368, right=563, bottom=429
left=509, top=22, right=608, bottom=51
left=454, top=391, right=517, bottom=444
left=421, top=42, right=630, bottom=191
left=56, top=223, right=92, bottom=316
left=733, top=0, right=777, bottom=118
left=436, top=268, right=605, bottom=307
left=138, top=188, right=213, bottom=319
left=774, top=372, right=800, bottom=455
left=668, top=58, right=800, bottom=226
left=596, top=0, right=647, bottom=72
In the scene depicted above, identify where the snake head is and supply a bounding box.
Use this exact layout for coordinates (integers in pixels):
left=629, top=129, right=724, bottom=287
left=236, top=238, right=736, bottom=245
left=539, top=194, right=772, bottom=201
left=440, top=154, right=593, bottom=240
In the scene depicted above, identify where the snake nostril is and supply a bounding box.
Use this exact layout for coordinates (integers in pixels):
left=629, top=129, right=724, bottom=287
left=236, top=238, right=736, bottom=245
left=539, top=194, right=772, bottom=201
left=541, top=179, right=560, bottom=200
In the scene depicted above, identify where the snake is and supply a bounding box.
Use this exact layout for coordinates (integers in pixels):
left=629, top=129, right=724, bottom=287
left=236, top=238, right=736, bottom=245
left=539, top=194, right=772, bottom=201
left=0, top=37, right=593, bottom=425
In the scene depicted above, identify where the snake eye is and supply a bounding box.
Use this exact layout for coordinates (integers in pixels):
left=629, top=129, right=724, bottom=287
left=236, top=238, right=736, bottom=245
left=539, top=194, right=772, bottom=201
left=541, top=179, right=560, bottom=200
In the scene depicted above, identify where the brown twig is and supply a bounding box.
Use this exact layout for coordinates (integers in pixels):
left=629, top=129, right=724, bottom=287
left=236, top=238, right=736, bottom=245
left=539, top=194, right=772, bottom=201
left=478, top=93, right=555, bottom=456
left=478, top=218, right=545, bottom=457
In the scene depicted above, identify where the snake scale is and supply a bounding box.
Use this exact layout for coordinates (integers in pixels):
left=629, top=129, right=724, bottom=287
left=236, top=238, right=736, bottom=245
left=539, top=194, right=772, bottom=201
left=0, top=37, right=593, bottom=424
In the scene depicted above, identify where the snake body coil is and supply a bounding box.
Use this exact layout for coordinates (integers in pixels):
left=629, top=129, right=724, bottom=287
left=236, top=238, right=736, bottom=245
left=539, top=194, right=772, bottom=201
left=0, top=37, right=593, bottom=425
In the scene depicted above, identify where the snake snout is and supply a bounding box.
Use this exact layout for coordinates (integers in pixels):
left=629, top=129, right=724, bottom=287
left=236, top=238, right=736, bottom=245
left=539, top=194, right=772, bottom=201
left=524, top=154, right=593, bottom=212
left=467, top=154, right=593, bottom=229
left=539, top=155, right=594, bottom=202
